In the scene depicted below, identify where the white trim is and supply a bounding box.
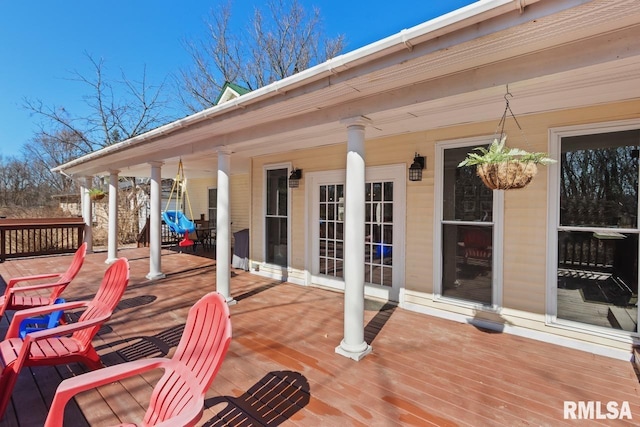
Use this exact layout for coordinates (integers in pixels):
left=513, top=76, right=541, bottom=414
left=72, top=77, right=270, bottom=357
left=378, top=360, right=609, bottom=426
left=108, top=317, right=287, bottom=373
left=402, top=297, right=631, bottom=361
left=434, top=135, right=504, bottom=309
left=547, top=118, right=640, bottom=340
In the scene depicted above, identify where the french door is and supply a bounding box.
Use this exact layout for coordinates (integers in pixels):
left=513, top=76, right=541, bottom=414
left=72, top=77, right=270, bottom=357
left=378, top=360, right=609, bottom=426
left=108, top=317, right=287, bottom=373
left=308, top=165, right=405, bottom=301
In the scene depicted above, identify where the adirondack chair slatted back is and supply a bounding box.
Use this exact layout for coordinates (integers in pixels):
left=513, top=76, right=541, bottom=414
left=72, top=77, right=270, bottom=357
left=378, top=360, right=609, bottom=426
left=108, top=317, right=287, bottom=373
left=53, top=242, right=88, bottom=298
left=0, top=243, right=87, bottom=319
left=72, top=258, right=129, bottom=346
left=143, top=292, right=231, bottom=425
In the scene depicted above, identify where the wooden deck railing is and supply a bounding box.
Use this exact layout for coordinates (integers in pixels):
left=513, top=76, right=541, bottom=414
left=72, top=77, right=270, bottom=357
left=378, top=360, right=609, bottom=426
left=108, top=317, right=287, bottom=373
left=136, top=217, right=179, bottom=247
left=0, top=218, right=85, bottom=262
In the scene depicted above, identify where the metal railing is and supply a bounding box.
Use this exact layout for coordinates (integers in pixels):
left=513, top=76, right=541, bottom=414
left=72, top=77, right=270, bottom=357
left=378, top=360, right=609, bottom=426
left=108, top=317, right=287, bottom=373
left=0, top=218, right=85, bottom=262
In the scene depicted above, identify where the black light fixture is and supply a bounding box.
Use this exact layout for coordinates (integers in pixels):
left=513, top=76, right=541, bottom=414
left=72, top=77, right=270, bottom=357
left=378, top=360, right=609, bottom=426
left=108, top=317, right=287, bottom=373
left=409, top=153, right=425, bottom=182
left=289, top=168, right=303, bottom=188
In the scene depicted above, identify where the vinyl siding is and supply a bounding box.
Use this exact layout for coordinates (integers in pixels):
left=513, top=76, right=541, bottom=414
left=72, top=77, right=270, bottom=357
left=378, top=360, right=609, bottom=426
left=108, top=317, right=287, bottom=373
left=246, top=99, right=640, bottom=356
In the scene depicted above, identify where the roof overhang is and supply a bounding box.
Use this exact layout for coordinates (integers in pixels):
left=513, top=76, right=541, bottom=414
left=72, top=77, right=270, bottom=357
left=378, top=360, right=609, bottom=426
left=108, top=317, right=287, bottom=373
left=53, top=0, right=640, bottom=179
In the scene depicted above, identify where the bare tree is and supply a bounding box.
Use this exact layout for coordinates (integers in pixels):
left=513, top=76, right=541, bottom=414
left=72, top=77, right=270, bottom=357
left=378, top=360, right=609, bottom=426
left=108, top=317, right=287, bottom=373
left=24, top=53, right=175, bottom=154
left=178, top=0, right=345, bottom=113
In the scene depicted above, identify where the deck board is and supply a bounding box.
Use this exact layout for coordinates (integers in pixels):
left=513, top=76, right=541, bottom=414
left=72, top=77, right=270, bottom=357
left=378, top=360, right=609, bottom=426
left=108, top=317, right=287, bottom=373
left=0, top=247, right=639, bottom=426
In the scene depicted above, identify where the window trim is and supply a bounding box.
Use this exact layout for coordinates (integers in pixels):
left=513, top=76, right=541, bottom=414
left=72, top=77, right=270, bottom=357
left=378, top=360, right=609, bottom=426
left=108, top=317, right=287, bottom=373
left=547, top=118, right=640, bottom=340
left=434, top=135, right=504, bottom=310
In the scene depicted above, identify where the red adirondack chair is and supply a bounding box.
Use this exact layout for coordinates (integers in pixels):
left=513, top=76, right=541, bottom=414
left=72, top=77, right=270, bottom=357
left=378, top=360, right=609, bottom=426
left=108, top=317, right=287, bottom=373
left=44, top=291, right=232, bottom=427
left=0, top=257, right=130, bottom=419
left=0, top=242, right=87, bottom=320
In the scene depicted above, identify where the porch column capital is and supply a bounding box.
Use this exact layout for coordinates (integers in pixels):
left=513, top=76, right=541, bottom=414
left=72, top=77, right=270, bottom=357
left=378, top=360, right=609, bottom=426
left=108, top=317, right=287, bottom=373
left=340, top=115, right=372, bottom=129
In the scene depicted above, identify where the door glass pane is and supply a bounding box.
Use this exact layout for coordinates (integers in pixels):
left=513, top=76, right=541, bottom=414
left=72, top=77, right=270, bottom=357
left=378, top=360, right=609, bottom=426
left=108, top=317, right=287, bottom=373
left=442, top=147, right=493, bottom=305
left=557, top=130, right=640, bottom=331
left=560, top=131, right=639, bottom=227
left=365, top=181, right=393, bottom=287
left=318, top=184, right=344, bottom=278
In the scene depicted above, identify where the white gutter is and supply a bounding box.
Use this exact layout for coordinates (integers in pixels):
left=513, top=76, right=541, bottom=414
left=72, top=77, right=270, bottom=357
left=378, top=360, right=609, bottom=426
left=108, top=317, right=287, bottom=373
left=53, top=0, right=541, bottom=174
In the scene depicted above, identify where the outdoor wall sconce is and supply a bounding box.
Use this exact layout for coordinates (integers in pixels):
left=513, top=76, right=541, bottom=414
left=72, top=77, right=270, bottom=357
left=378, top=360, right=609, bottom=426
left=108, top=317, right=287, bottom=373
left=409, top=153, right=425, bottom=181
left=289, top=168, right=303, bottom=188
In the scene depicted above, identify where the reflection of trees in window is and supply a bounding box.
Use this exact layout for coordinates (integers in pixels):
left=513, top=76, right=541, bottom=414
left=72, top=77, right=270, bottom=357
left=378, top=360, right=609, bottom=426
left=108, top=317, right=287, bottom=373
left=560, top=130, right=640, bottom=227
left=454, top=166, right=492, bottom=222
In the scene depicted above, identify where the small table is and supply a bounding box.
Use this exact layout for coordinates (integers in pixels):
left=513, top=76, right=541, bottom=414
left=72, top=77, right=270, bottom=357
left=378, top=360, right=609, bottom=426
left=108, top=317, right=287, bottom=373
left=194, top=226, right=216, bottom=252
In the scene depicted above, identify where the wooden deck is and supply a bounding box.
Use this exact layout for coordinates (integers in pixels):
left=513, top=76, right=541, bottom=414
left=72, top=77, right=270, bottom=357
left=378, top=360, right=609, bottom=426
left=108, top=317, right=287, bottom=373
left=1, top=247, right=639, bottom=426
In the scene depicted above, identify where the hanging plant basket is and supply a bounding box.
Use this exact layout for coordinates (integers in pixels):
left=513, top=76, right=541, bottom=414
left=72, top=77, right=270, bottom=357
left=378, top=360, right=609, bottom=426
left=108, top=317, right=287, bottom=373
left=89, top=189, right=106, bottom=201
left=476, top=161, right=538, bottom=190
left=458, top=89, right=555, bottom=190
left=459, top=136, right=553, bottom=190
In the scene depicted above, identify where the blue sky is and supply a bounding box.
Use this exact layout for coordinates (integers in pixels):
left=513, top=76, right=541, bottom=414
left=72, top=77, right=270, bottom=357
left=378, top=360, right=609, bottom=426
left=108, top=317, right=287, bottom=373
left=0, top=0, right=476, bottom=159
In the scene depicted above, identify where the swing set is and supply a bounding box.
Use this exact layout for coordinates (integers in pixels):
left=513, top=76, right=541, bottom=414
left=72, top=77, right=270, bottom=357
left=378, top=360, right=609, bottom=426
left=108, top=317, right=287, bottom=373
left=162, top=160, right=196, bottom=247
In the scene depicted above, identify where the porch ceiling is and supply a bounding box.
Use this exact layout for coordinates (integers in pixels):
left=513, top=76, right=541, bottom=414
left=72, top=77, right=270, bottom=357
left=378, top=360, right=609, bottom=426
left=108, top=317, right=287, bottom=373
left=55, top=0, right=640, bottom=180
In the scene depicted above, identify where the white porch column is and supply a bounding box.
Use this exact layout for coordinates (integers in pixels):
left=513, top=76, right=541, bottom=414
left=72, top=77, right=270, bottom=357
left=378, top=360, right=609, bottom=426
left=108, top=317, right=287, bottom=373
left=146, top=162, right=165, bottom=280
left=80, top=176, right=93, bottom=252
left=216, top=151, right=235, bottom=304
left=336, top=116, right=372, bottom=361
left=106, top=170, right=120, bottom=264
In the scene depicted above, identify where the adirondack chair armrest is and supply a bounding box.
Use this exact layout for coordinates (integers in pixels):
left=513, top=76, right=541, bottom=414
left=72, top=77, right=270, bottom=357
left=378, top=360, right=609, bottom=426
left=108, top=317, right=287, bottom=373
left=6, top=280, right=70, bottom=296
left=45, top=358, right=171, bottom=427
left=5, top=301, right=89, bottom=338
left=7, top=273, right=62, bottom=287
left=23, top=313, right=110, bottom=342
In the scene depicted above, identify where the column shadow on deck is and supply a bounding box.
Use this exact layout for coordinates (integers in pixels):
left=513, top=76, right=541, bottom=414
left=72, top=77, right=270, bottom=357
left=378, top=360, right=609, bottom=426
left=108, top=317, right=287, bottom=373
left=203, top=370, right=310, bottom=426
left=234, top=281, right=281, bottom=302
left=364, top=300, right=397, bottom=344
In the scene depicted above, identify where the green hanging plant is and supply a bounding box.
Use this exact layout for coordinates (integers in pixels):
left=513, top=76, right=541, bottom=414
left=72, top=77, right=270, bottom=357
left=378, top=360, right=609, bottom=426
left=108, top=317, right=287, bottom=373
left=88, top=188, right=106, bottom=201
left=458, top=135, right=556, bottom=190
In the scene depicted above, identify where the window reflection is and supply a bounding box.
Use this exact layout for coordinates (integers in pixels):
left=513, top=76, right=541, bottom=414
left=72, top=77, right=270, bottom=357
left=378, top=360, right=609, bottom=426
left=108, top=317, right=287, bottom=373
left=557, top=129, right=640, bottom=332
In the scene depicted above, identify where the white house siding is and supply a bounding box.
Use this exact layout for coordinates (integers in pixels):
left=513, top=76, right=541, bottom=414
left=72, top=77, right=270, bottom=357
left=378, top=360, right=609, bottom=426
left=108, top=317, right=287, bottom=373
left=185, top=178, right=214, bottom=222
left=187, top=175, right=250, bottom=245
left=230, top=174, right=250, bottom=233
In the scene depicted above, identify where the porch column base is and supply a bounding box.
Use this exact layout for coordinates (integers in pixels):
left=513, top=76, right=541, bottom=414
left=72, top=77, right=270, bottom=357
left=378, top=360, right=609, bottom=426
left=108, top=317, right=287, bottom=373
left=226, top=297, right=238, bottom=306
left=335, top=340, right=372, bottom=361
left=105, top=258, right=118, bottom=265
left=146, top=272, right=166, bottom=281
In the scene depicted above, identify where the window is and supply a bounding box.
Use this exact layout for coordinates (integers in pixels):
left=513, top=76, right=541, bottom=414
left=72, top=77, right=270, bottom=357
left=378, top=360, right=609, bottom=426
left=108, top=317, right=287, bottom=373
left=436, top=138, right=503, bottom=307
left=554, top=128, right=640, bottom=332
left=208, top=188, right=217, bottom=227
left=265, top=168, right=289, bottom=266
